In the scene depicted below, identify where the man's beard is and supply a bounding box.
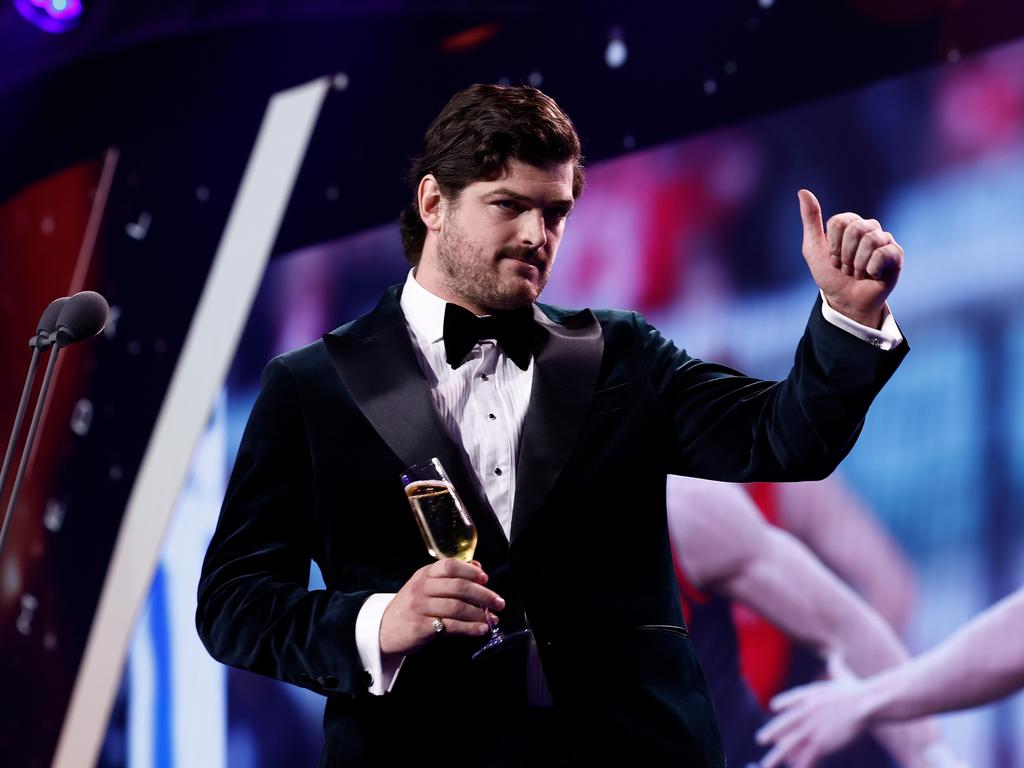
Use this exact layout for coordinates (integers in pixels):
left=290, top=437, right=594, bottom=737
left=435, top=218, right=549, bottom=312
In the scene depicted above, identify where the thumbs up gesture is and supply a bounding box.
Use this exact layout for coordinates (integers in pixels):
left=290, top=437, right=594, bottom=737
left=798, top=189, right=903, bottom=329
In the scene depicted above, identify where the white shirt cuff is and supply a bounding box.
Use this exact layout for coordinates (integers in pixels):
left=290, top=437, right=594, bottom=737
left=354, top=593, right=405, bottom=695
left=819, top=290, right=903, bottom=350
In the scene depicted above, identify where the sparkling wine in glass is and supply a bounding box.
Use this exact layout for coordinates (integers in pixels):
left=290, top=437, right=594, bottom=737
left=401, top=458, right=529, bottom=660
left=403, top=465, right=478, bottom=562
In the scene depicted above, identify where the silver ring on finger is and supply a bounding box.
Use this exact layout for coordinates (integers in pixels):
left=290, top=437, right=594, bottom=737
left=431, top=617, right=446, bottom=634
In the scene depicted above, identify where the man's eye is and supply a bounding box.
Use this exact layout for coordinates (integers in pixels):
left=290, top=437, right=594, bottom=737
left=496, top=200, right=530, bottom=214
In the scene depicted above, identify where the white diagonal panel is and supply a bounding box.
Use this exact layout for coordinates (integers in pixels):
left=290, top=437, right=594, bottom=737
left=52, top=75, right=331, bottom=768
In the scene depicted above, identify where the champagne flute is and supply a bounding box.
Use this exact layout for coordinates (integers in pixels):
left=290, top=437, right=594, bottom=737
left=401, top=458, right=529, bottom=660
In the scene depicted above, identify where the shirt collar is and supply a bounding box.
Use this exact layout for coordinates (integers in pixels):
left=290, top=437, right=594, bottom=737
left=400, top=268, right=447, bottom=344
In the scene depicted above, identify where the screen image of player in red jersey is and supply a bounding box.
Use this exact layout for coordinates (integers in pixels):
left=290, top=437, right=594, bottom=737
left=666, top=476, right=959, bottom=768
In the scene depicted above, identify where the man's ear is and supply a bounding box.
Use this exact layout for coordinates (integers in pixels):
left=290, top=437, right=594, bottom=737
left=418, top=175, right=445, bottom=234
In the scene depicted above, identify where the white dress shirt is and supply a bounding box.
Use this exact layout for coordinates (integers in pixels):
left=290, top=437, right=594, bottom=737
left=354, top=270, right=903, bottom=697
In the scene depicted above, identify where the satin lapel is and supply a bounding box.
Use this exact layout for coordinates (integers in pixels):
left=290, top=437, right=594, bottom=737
left=322, top=287, right=508, bottom=558
left=510, top=306, right=604, bottom=542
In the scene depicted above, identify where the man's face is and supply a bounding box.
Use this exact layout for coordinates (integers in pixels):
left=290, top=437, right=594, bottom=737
left=420, top=159, right=575, bottom=313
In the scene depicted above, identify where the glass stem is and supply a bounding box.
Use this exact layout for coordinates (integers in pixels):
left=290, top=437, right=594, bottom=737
left=485, top=608, right=500, bottom=637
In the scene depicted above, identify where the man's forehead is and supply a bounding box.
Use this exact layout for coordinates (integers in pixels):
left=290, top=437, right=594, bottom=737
left=475, top=159, right=575, bottom=199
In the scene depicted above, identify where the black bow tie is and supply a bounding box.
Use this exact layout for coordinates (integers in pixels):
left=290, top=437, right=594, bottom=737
left=443, top=303, right=538, bottom=371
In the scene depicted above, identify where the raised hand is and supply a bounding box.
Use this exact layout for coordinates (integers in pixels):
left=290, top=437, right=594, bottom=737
left=798, top=189, right=903, bottom=329
left=379, top=558, right=504, bottom=655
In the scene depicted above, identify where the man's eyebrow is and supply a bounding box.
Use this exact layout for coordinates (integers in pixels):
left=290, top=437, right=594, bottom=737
left=483, top=188, right=574, bottom=208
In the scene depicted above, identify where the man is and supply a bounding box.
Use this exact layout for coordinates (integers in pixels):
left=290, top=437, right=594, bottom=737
left=758, top=588, right=1024, bottom=767
left=667, top=476, right=957, bottom=768
left=196, top=84, right=907, bottom=766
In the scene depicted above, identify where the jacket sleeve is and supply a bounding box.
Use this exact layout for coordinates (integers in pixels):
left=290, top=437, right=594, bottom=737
left=641, top=294, right=907, bottom=481
left=196, top=357, right=370, bottom=698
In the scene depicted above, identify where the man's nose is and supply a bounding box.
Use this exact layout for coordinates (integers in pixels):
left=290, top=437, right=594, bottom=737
left=519, top=210, right=547, bottom=250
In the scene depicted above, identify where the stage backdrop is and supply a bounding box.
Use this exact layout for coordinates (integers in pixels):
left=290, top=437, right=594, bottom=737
left=101, top=35, right=1024, bottom=768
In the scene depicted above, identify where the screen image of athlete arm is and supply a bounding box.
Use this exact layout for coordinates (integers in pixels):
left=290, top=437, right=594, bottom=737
left=668, top=477, right=960, bottom=768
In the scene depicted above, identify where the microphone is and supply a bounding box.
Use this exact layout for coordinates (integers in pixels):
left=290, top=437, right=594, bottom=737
left=0, top=290, right=109, bottom=559
left=54, top=290, right=109, bottom=347
left=31, top=296, right=70, bottom=349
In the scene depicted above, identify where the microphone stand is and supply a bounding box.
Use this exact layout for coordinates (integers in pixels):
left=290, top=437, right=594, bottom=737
left=0, top=334, right=60, bottom=558
left=0, top=343, right=42, bottom=494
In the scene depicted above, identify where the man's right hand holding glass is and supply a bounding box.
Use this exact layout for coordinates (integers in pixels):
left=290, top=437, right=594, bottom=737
left=379, top=558, right=505, bottom=655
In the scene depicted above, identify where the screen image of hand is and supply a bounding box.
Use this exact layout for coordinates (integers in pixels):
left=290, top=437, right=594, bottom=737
left=757, top=655, right=874, bottom=767
left=758, top=655, right=968, bottom=768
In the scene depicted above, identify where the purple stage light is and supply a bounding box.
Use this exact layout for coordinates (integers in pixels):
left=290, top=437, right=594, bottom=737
left=14, top=0, right=82, bottom=33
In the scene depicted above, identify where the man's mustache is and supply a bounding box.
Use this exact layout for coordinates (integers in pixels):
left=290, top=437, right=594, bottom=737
left=498, top=247, right=544, bottom=267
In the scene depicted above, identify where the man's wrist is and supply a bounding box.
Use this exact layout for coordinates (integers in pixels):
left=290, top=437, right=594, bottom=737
left=819, top=291, right=904, bottom=350
left=355, top=593, right=403, bottom=695
left=824, top=297, right=883, bottom=330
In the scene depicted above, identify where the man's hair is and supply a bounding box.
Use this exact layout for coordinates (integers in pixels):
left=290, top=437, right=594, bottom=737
left=399, top=83, right=585, bottom=264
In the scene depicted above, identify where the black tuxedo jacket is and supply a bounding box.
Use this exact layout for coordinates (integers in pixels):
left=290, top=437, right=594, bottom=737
left=197, top=286, right=905, bottom=767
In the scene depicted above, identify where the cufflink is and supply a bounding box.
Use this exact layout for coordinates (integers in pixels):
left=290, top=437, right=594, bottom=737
left=316, top=674, right=339, bottom=689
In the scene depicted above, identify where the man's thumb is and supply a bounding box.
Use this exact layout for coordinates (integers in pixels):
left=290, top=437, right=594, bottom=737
left=798, top=188, right=825, bottom=247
